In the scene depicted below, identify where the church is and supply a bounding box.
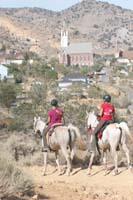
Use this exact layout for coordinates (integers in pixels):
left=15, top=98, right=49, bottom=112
left=59, top=31, right=93, bottom=66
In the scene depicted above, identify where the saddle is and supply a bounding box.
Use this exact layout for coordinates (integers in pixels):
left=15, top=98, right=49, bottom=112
left=97, top=120, right=114, bottom=140
left=47, top=123, right=64, bottom=136
left=46, top=123, right=64, bottom=152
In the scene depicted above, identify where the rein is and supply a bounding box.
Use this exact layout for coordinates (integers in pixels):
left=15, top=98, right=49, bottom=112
left=86, top=115, right=98, bottom=134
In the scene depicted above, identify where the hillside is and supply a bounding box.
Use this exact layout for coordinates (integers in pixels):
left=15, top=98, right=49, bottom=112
left=0, top=0, right=133, bottom=57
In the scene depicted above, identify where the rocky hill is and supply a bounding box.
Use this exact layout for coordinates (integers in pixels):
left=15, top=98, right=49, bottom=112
left=0, top=0, right=133, bottom=57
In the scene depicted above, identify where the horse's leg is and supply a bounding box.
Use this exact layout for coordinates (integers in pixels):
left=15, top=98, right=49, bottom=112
left=111, top=149, right=118, bottom=175
left=122, top=143, right=131, bottom=169
left=70, top=143, right=75, bottom=161
left=103, top=151, right=108, bottom=175
left=42, top=151, right=48, bottom=176
left=87, top=151, right=95, bottom=175
left=61, top=147, right=72, bottom=176
left=55, top=151, right=62, bottom=175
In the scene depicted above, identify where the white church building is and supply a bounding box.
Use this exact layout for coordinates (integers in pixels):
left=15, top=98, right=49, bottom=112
left=59, top=30, right=93, bottom=66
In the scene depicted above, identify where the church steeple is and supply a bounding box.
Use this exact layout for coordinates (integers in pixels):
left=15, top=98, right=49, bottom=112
left=61, top=30, right=68, bottom=48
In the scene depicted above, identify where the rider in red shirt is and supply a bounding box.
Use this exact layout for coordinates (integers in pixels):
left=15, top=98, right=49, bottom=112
left=92, top=94, right=115, bottom=154
left=42, top=99, right=65, bottom=152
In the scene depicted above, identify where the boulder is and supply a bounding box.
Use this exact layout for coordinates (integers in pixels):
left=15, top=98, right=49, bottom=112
left=118, top=95, right=131, bottom=108
left=128, top=105, right=133, bottom=115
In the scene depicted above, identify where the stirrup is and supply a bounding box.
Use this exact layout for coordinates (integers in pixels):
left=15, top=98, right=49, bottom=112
left=42, top=147, right=48, bottom=152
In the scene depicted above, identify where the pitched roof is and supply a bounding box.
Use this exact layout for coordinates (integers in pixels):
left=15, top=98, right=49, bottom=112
left=65, top=73, right=86, bottom=79
left=63, top=42, right=92, bottom=54
left=123, top=51, right=133, bottom=60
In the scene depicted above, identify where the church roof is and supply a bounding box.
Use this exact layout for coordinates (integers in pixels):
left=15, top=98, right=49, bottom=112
left=62, top=42, right=92, bottom=54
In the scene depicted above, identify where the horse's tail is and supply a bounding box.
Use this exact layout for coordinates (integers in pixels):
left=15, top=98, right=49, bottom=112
left=68, top=124, right=81, bottom=140
left=118, top=122, right=133, bottom=142
left=68, top=124, right=84, bottom=149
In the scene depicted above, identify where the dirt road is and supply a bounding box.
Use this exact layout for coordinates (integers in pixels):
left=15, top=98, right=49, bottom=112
left=27, top=165, right=133, bottom=200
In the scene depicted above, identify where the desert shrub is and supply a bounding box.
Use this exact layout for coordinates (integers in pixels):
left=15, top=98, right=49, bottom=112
left=0, top=82, right=19, bottom=109
left=9, top=103, right=35, bottom=131
left=80, top=67, right=89, bottom=74
left=45, top=70, right=58, bottom=80
left=8, top=118, right=25, bottom=132
left=93, top=63, right=103, bottom=72
left=88, top=85, right=102, bottom=98
left=30, top=83, right=47, bottom=106
left=64, top=103, right=91, bottom=131
left=0, top=134, right=40, bottom=164
left=0, top=156, right=34, bottom=196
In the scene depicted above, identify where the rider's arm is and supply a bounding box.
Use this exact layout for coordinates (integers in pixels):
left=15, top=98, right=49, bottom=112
left=112, top=107, right=116, bottom=122
left=99, top=108, right=103, bottom=118
left=61, top=114, right=65, bottom=125
left=46, top=116, right=50, bottom=126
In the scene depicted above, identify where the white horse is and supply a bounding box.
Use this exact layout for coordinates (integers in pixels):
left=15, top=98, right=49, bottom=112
left=33, top=117, right=81, bottom=176
left=86, top=111, right=132, bottom=176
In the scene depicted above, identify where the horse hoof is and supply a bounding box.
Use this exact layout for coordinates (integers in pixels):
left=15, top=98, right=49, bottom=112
left=104, top=170, right=109, bottom=176
left=112, top=170, right=118, bottom=176
left=66, top=171, right=71, bottom=176
left=42, top=171, right=46, bottom=176
left=58, top=172, right=62, bottom=176
left=86, top=170, right=91, bottom=176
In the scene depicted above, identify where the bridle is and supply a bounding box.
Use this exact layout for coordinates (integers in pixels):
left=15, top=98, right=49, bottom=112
left=86, top=114, right=98, bottom=133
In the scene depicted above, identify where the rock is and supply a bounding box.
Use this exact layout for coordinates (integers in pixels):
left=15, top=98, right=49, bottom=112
left=128, top=105, right=133, bottom=115
left=73, top=188, right=78, bottom=192
left=127, top=116, right=133, bottom=128
left=80, top=185, right=86, bottom=191
left=18, top=192, right=24, bottom=197
left=118, top=95, right=131, bottom=108
left=38, top=185, right=43, bottom=189
left=32, top=194, right=39, bottom=200
left=92, top=193, right=99, bottom=199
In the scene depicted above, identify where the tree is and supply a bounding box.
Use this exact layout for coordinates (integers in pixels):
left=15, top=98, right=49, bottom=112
left=0, top=82, right=18, bottom=109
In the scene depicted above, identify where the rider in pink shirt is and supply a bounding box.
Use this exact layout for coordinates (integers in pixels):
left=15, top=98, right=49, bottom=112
left=42, top=99, right=65, bottom=152
left=48, top=106, right=64, bottom=128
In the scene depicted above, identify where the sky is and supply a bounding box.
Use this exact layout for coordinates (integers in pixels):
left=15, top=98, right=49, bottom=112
left=0, top=0, right=132, bottom=11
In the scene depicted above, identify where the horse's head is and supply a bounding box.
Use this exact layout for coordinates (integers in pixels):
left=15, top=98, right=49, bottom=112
left=33, top=116, right=45, bottom=137
left=86, top=111, right=99, bottom=130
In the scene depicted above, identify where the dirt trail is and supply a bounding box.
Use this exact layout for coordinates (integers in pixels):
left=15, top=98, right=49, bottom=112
left=26, top=165, right=133, bottom=200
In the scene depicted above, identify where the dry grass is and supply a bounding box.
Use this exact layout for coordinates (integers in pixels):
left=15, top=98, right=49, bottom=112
left=0, top=155, right=34, bottom=197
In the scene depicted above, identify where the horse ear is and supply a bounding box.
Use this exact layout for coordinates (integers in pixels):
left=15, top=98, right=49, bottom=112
left=38, top=116, right=40, bottom=120
left=86, top=111, right=89, bottom=116
left=34, top=117, right=37, bottom=122
left=92, top=111, right=95, bottom=114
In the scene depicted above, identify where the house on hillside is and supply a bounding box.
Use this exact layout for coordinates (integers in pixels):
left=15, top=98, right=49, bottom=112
left=4, top=53, right=33, bottom=65
left=58, top=72, right=88, bottom=91
left=0, top=64, right=13, bottom=80
left=123, top=51, right=133, bottom=62
left=117, top=50, right=133, bottom=65
left=59, top=31, right=93, bottom=66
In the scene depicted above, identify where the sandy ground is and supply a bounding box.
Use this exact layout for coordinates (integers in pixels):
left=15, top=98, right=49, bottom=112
left=26, top=164, right=133, bottom=200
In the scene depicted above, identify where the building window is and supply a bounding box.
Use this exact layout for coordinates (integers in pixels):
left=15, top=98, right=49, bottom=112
left=71, top=56, right=73, bottom=61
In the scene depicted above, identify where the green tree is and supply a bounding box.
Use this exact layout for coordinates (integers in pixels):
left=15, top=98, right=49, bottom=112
left=0, top=82, right=18, bottom=109
left=29, top=83, right=47, bottom=107
left=0, top=44, right=6, bottom=52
